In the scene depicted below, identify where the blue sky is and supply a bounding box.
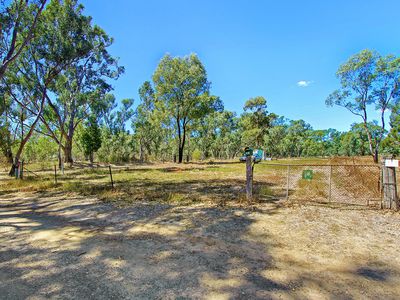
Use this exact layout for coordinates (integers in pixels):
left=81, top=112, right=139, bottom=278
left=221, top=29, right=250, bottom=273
left=81, top=0, right=400, bottom=131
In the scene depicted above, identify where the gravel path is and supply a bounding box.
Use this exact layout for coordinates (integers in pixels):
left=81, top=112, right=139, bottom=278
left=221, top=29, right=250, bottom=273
left=1, top=191, right=400, bottom=299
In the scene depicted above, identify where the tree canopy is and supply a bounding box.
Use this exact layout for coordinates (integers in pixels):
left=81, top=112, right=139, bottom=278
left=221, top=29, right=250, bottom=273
left=1, top=2, right=400, bottom=169
left=326, top=49, right=400, bottom=162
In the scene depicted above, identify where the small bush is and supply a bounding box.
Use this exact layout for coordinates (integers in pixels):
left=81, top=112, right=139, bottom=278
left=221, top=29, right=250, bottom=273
left=192, top=149, right=202, bottom=161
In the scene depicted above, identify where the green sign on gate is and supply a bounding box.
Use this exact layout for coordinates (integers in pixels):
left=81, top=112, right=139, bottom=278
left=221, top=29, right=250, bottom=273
left=302, top=169, right=313, bottom=180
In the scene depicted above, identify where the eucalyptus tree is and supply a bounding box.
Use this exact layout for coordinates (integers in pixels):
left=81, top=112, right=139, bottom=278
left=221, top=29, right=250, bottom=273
left=152, top=54, right=222, bottom=163
left=240, top=96, right=274, bottom=148
left=93, top=93, right=137, bottom=163
left=132, top=81, right=163, bottom=162
left=323, top=128, right=342, bottom=156
left=264, top=116, right=288, bottom=158
left=2, top=57, right=46, bottom=174
left=326, top=49, right=400, bottom=162
left=0, top=91, right=14, bottom=163
left=218, top=111, right=242, bottom=159
left=0, top=0, right=46, bottom=165
left=38, top=1, right=123, bottom=164
left=383, top=103, right=400, bottom=156
left=2, top=0, right=117, bottom=174
left=282, top=120, right=312, bottom=157
left=194, top=111, right=219, bottom=159
left=339, top=131, right=360, bottom=156
left=302, top=130, right=327, bottom=157
left=0, top=0, right=47, bottom=80
left=79, top=115, right=102, bottom=164
left=194, top=110, right=241, bottom=159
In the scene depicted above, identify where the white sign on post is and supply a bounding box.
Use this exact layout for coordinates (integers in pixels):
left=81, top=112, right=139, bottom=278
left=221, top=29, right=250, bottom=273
left=385, top=159, right=399, bottom=168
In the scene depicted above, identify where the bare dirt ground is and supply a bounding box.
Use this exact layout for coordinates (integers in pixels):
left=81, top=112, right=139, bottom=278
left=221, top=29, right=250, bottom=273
left=1, top=190, right=400, bottom=299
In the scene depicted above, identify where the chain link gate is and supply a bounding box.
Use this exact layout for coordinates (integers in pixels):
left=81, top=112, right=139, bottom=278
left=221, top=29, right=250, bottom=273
left=255, top=164, right=382, bottom=207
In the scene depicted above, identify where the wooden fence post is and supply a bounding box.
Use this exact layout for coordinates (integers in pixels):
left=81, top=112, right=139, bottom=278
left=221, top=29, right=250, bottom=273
left=382, top=160, right=399, bottom=210
left=109, top=165, right=114, bottom=189
left=246, top=156, right=253, bottom=203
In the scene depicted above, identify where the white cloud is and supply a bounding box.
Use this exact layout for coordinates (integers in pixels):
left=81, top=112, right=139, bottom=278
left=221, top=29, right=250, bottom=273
left=297, top=80, right=313, bottom=87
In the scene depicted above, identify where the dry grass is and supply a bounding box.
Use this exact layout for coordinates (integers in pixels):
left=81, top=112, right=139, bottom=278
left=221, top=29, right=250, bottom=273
left=0, top=176, right=57, bottom=193
left=0, top=156, right=398, bottom=298
left=0, top=156, right=382, bottom=207
left=333, top=165, right=381, bottom=200
left=293, top=171, right=329, bottom=200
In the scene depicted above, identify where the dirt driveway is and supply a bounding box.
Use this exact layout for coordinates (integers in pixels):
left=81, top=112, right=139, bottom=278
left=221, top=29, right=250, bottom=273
left=1, top=191, right=400, bottom=299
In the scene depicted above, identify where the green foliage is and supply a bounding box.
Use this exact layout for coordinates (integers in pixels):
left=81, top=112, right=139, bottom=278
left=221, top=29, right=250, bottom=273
left=326, top=49, right=400, bottom=162
left=152, top=53, right=223, bottom=163
left=192, top=149, right=202, bottom=161
left=0, top=0, right=47, bottom=79
left=104, top=96, right=134, bottom=135
left=383, top=103, right=400, bottom=156
left=97, top=128, right=135, bottom=163
left=79, top=115, right=102, bottom=163
left=39, top=0, right=124, bottom=163
left=24, top=135, right=58, bottom=162
left=192, top=110, right=239, bottom=159
left=132, top=81, right=164, bottom=161
left=240, top=96, right=274, bottom=148
left=2, top=0, right=399, bottom=173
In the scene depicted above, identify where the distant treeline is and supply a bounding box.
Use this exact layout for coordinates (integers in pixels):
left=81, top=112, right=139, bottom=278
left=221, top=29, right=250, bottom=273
left=1, top=1, right=399, bottom=172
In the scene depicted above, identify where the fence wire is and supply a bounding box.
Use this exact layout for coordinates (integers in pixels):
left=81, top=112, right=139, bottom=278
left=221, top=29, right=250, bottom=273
left=255, top=164, right=382, bottom=207
left=3, top=162, right=384, bottom=208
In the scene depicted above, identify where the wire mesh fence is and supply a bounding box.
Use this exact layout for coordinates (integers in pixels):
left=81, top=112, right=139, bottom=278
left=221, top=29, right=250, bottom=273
left=0, top=161, right=384, bottom=208
left=254, top=164, right=382, bottom=207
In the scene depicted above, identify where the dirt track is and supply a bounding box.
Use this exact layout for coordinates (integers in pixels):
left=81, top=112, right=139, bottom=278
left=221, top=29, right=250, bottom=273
left=1, top=191, right=400, bottom=299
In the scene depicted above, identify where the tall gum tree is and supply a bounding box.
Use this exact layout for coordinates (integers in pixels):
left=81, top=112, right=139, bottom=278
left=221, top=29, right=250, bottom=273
left=2, top=0, right=112, bottom=174
left=0, top=0, right=47, bottom=80
left=240, top=96, right=274, bottom=149
left=326, top=49, right=400, bottom=163
left=152, top=54, right=222, bottom=163
left=0, top=0, right=47, bottom=165
left=37, top=0, right=123, bottom=165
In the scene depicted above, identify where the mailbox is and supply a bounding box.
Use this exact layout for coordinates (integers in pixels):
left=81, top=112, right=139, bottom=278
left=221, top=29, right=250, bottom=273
left=244, top=147, right=253, bottom=157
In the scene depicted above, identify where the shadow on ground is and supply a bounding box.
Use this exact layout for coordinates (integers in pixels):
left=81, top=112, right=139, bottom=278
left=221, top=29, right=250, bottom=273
left=1, top=190, right=399, bottom=299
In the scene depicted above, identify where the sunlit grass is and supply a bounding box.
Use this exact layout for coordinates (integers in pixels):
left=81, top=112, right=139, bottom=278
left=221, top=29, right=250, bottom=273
left=0, top=156, right=379, bottom=206
left=0, top=176, right=57, bottom=193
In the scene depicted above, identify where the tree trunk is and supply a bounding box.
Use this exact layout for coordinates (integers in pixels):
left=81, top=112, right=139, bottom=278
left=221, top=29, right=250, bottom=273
left=178, top=125, right=187, bottom=164
left=9, top=163, right=17, bottom=177
left=9, top=144, right=24, bottom=176
left=5, top=148, right=13, bottom=164
left=58, top=150, right=62, bottom=169
left=362, top=122, right=378, bottom=163
left=139, top=139, right=144, bottom=163
left=89, top=152, right=94, bottom=164
left=64, top=138, right=73, bottom=164
left=373, top=148, right=379, bottom=164
left=178, top=146, right=184, bottom=164
left=8, top=104, right=43, bottom=176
